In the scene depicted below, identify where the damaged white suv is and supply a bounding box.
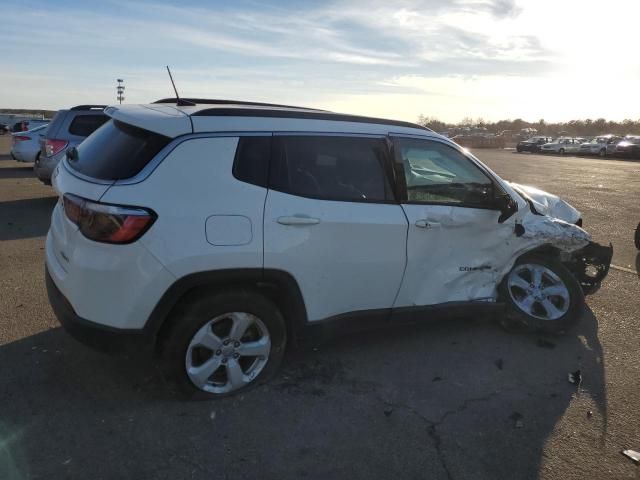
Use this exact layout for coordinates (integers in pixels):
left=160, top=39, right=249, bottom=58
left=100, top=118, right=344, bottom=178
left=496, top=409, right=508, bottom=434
left=46, top=98, right=612, bottom=398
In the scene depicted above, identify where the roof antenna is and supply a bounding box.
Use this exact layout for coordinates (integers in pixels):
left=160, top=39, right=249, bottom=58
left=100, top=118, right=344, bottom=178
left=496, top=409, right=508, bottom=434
left=166, top=66, right=195, bottom=106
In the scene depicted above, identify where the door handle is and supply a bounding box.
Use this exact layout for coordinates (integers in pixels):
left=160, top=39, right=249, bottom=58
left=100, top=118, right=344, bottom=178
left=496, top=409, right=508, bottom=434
left=277, top=216, right=321, bottom=226
left=415, top=219, right=440, bottom=229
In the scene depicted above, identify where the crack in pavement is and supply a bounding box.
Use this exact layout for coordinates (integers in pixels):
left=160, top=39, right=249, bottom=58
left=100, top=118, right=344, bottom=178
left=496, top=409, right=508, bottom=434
left=379, top=391, right=505, bottom=480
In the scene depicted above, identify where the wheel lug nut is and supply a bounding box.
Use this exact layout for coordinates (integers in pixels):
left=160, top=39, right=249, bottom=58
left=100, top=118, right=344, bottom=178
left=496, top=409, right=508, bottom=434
left=222, top=358, right=227, bottom=364
left=223, top=339, right=230, bottom=346
left=233, top=353, right=239, bottom=359
left=234, top=341, right=240, bottom=347
left=215, top=350, right=222, bottom=356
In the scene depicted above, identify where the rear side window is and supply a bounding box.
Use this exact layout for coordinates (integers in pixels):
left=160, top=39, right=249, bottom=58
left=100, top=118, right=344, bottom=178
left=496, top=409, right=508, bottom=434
left=69, top=120, right=171, bottom=180
left=270, top=136, right=392, bottom=202
left=233, top=136, right=271, bottom=187
left=68, top=114, right=109, bottom=136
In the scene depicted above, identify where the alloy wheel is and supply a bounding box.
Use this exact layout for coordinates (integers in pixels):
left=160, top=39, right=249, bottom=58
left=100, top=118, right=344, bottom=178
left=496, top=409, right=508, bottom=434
left=185, top=312, right=271, bottom=394
left=507, top=264, right=570, bottom=320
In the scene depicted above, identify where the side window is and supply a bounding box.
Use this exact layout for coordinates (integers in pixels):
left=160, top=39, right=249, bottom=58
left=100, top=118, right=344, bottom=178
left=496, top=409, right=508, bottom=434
left=395, top=137, right=494, bottom=206
left=270, top=136, right=392, bottom=202
left=233, top=136, right=271, bottom=188
left=68, top=114, right=109, bottom=137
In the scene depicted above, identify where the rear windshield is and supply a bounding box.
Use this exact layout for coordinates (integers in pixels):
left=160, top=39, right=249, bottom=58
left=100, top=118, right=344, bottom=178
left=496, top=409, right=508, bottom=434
left=68, top=114, right=109, bottom=136
left=69, top=119, right=171, bottom=180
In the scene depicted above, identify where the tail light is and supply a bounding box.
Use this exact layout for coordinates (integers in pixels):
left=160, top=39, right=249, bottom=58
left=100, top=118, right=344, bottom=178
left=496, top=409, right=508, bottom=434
left=62, top=193, right=156, bottom=244
left=13, top=135, right=30, bottom=142
left=45, top=139, right=68, bottom=157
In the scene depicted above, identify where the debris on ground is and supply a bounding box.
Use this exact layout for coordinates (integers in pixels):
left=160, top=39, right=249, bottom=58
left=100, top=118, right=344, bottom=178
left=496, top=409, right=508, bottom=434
left=210, top=411, right=216, bottom=421
left=494, top=359, right=504, bottom=370
left=587, top=410, right=593, bottom=418
left=621, top=450, right=640, bottom=465
left=383, top=407, right=393, bottom=417
left=536, top=338, right=556, bottom=349
left=432, top=376, right=443, bottom=382
left=568, top=370, right=582, bottom=385
left=509, top=411, right=524, bottom=428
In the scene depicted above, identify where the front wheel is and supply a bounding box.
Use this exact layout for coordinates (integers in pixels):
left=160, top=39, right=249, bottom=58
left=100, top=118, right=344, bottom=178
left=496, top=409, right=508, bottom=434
left=559, top=148, right=565, bottom=155
left=162, top=290, right=287, bottom=399
left=499, top=255, right=585, bottom=333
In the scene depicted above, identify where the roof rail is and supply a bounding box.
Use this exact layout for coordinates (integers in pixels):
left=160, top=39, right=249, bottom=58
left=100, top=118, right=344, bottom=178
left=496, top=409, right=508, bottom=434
left=153, top=98, right=327, bottom=111
left=70, top=105, right=107, bottom=111
left=191, top=107, right=431, bottom=131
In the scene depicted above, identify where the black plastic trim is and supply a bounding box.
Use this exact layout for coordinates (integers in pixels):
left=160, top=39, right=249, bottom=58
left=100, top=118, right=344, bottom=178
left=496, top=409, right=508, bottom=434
left=143, top=268, right=308, bottom=340
left=153, top=98, right=327, bottom=111
left=191, top=107, right=430, bottom=131
left=69, top=105, right=107, bottom=111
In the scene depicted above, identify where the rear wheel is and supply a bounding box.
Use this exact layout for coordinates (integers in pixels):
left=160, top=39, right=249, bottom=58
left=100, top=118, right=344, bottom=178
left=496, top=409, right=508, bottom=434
left=599, top=148, right=606, bottom=157
left=499, top=255, right=584, bottom=334
left=559, top=148, right=565, bottom=155
left=161, top=290, right=287, bottom=399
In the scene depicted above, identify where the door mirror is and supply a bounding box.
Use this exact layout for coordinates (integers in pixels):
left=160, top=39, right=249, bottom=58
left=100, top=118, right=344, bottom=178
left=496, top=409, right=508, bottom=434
left=495, top=192, right=518, bottom=223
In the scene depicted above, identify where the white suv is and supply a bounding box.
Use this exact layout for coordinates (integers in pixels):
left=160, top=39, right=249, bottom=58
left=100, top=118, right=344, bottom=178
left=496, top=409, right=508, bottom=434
left=46, top=99, right=612, bottom=398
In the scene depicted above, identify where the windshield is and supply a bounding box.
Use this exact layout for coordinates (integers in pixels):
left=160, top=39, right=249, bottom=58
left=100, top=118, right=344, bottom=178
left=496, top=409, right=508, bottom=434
left=69, top=119, right=171, bottom=180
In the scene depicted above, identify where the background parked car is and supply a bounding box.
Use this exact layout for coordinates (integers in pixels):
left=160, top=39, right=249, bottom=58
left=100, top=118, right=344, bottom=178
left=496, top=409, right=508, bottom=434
left=0, top=123, right=8, bottom=135
left=35, top=105, right=108, bottom=185
left=516, top=136, right=553, bottom=153
left=578, top=135, right=622, bottom=157
left=614, top=136, right=640, bottom=159
left=10, top=124, right=48, bottom=162
left=540, top=137, right=584, bottom=155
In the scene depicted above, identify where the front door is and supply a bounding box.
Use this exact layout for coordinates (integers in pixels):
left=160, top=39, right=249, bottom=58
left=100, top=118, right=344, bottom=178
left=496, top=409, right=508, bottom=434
left=390, top=136, right=516, bottom=313
left=264, top=134, right=408, bottom=322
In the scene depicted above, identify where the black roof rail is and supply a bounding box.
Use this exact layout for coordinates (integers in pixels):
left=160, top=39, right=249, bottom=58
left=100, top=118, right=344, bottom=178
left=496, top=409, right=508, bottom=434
left=70, top=105, right=107, bottom=111
left=191, top=107, right=431, bottom=131
left=153, top=98, right=327, bottom=111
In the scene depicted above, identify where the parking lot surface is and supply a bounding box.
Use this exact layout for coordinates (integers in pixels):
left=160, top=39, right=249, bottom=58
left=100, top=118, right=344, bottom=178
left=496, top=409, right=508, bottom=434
left=1, top=136, right=639, bottom=480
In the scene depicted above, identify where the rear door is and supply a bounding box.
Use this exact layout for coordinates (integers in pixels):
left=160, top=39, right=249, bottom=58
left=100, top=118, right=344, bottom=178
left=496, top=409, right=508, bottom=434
left=263, top=134, right=408, bottom=322
left=390, top=136, right=514, bottom=314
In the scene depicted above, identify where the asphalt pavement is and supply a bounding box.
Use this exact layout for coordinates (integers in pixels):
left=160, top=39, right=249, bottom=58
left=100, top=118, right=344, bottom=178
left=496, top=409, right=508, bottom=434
left=0, top=137, right=638, bottom=480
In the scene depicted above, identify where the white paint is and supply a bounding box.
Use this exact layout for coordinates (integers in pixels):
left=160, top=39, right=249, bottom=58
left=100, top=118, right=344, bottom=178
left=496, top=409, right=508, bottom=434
left=263, top=190, right=407, bottom=321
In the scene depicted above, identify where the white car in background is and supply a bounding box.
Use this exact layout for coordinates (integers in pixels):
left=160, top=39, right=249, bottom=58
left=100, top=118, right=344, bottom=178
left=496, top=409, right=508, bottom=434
left=540, top=137, right=584, bottom=155
left=578, top=135, right=622, bottom=157
left=11, top=124, right=49, bottom=162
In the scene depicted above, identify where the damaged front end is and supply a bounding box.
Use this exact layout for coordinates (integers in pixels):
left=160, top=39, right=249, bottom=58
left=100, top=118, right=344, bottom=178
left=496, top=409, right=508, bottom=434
left=561, top=242, right=613, bottom=295
left=513, top=188, right=613, bottom=296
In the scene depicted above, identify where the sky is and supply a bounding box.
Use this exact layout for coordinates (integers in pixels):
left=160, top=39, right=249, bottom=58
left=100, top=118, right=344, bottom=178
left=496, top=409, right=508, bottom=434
left=0, top=0, right=638, bottom=123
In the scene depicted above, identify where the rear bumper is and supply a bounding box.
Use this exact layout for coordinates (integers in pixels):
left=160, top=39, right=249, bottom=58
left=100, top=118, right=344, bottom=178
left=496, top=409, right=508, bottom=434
left=46, top=266, right=150, bottom=353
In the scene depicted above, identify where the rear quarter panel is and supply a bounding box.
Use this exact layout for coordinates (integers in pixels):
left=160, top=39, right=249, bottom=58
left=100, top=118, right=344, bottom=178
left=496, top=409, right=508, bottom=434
left=100, top=136, right=267, bottom=278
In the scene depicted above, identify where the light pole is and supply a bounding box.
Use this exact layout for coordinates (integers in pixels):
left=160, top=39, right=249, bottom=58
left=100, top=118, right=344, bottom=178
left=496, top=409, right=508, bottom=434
left=116, top=79, right=125, bottom=104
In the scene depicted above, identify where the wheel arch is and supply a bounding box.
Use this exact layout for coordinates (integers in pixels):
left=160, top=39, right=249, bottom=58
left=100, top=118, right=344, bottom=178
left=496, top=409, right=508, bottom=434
left=147, top=268, right=308, bottom=351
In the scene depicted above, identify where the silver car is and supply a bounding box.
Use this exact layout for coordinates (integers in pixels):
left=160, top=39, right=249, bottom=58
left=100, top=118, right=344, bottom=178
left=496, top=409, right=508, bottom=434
left=34, top=105, right=108, bottom=185
left=578, top=135, right=622, bottom=157
left=10, top=124, right=48, bottom=162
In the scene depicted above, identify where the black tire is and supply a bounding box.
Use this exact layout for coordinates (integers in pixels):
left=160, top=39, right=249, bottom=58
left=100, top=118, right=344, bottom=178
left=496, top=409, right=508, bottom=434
left=599, top=148, right=606, bottom=157
left=635, top=223, right=640, bottom=250
left=161, top=289, right=287, bottom=399
left=516, top=147, right=522, bottom=153
left=498, top=254, right=585, bottom=334
left=559, top=148, right=565, bottom=155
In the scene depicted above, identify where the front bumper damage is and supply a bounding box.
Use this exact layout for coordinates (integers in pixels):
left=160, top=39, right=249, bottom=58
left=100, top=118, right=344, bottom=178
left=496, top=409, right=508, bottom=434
left=562, top=242, right=613, bottom=295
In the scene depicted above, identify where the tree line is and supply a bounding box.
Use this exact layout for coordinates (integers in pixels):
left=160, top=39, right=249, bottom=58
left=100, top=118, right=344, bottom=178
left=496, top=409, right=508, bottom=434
left=418, top=115, right=640, bottom=137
